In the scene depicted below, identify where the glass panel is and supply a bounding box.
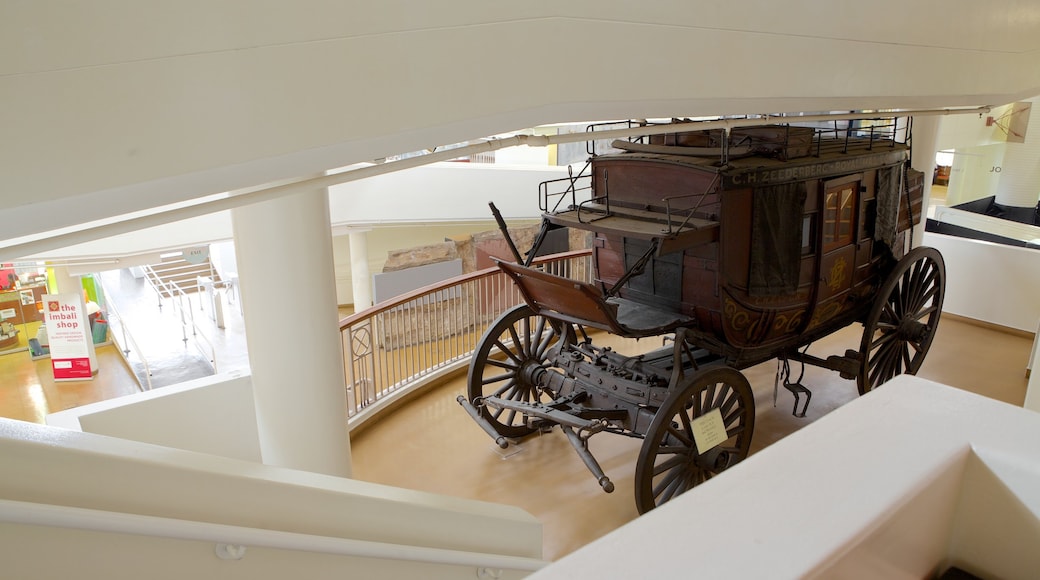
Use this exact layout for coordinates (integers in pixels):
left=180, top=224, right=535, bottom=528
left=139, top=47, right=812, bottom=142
left=822, top=182, right=858, bottom=251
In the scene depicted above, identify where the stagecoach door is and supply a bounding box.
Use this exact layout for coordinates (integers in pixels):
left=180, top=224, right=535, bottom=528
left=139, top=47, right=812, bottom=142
left=813, top=174, right=861, bottom=317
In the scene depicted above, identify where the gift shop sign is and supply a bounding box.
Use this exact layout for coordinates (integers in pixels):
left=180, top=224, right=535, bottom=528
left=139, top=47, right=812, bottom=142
left=43, top=293, right=98, bottom=381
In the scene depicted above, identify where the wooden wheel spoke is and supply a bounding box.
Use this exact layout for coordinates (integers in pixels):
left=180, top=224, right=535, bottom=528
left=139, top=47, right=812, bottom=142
left=722, top=409, right=747, bottom=430
left=654, top=469, right=687, bottom=503
left=491, top=379, right=519, bottom=400
left=717, top=387, right=740, bottom=418
left=703, top=384, right=717, bottom=411
left=690, top=388, right=702, bottom=418
left=485, top=358, right=518, bottom=371
left=911, top=293, right=944, bottom=320
left=490, top=402, right=516, bottom=423
left=870, top=329, right=898, bottom=351
left=884, top=340, right=904, bottom=378
left=531, top=317, right=548, bottom=357
left=897, top=270, right=912, bottom=315
left=881, top=302, right=900, bottom=324
left=494, top=338, right=523, bottom=365
left=911, top=270, right=944, bottom=311
left=657, top=444, right=694, bottom=457
left=664, top=423, right=695, bottom=448
left=907, top=259, right=925, bottom=295
left=534, top=326, right=555, bottom=359
left=906, top=269, right=936, bottom=312
left=481, top=371, right=515, bottom=386
left=521, top=317, right=534, bottom=356
left=869, top=341, right=899, bottom=385
left=652, top=452, right=688, bottom=476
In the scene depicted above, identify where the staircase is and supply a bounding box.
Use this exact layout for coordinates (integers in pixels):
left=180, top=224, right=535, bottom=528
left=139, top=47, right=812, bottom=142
left=145, top=254, right=220, bottom=299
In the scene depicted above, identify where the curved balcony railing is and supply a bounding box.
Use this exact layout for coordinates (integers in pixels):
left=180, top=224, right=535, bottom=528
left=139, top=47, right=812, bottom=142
left=340, top=250, right=593, bottom=428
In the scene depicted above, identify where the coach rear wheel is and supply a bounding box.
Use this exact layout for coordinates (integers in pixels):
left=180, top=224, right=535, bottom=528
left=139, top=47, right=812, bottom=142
left=858, top=246, right=946, bottom=394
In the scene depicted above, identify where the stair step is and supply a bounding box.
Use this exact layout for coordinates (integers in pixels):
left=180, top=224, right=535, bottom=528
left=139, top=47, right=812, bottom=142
left=145, top=255, right=221, bottom=299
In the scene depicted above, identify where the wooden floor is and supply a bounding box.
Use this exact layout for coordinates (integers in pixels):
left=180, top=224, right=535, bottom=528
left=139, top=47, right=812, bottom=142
left=354, top=315, right=1033, bottom=561
left=0, top=310, right=1032, bottom=562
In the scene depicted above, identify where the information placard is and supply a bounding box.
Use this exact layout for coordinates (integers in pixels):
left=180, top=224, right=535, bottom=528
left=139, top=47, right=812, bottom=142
left=691, top=407, right=728, bottom=453
left=43, top=293, right=98, bottom=381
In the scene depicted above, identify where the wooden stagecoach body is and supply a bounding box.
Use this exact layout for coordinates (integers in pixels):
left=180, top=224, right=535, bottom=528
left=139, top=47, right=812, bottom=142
left=459, top=120, right=944, bottom=514
left=567, top=135, right=923, bottom=366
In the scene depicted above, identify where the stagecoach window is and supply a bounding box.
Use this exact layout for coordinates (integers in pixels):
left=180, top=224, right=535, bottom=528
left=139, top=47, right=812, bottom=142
left=801, top=215, right=813, bottom=255
left=823, top=183, right=857, bottom=251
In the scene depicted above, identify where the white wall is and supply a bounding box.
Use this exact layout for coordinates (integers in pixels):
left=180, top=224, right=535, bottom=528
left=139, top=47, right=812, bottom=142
left=937, top=106, right=1011, bottom=151
left=24, top=160, right=559, bottom=263
left=533, top=378, right=1040, bottom=579
left=327, top=162, right=565, bottom=225
left=0, top=524, right=536, bottom=580
left=0, top=418, right=543, bottom=579
left=945, top=144, right=1007, bottom=206
left=923, top=232, right=1040, bottom=333
left=46, top=373, right=261, bottom=462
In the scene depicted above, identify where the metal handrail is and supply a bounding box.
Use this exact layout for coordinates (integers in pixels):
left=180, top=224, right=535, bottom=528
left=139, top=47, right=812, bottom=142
left=340, top=250, right=593, bottom=423
left=96, top=277, right=153, bottom=391
left=142, top=264, right=218, bottom=374
left=110, top=308, right=153, bottom=391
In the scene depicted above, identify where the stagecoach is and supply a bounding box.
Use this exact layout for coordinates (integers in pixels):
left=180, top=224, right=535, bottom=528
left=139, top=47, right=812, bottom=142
left=457, top=117, right=946, bottom=514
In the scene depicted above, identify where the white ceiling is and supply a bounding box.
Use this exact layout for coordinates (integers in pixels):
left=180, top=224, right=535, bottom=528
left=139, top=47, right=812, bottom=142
left=2, top=1, right=1040, bottom=259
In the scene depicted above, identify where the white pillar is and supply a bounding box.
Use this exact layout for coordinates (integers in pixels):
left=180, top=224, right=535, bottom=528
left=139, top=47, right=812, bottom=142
left=348, top=228, right=373, bottom=310
left=995, top=98, right=1040, bottom=210
left=910, top=115, right=942, bottom=247
left=50, top=266, right=79, bottom=296
left=1026, top=318, right=1040, bottom=413
left=231, top=187, right=352, bottom=477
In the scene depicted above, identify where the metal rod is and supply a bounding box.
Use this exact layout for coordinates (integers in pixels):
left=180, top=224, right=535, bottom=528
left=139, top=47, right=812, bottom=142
left=3, top=107, right=992, bottom=262
left=488, top=202, right=524, bottom=264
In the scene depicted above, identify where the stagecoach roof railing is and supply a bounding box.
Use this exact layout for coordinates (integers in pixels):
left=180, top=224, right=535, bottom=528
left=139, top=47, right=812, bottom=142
left=539, top=159, right=593, bottom=214
left=582, top=113, right=913, bottom=165
left=807, top=115, right=907, bottom=157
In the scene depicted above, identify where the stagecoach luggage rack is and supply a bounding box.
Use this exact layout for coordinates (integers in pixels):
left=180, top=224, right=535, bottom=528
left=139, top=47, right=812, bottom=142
left=538, top=165, right=720, bottom=257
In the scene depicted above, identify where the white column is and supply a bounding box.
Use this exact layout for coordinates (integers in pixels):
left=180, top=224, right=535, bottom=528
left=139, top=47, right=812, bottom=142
left=910, top=115, right=942, bottom=247
left=347, top=228, right=373, bottom=310
left=231, top=187, right=352, bottom=477
left=50, top=266, right=79, bottom=296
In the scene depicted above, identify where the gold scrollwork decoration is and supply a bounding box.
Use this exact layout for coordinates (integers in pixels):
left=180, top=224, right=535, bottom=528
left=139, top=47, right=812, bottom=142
left=828, top=257, right=848, bottom=292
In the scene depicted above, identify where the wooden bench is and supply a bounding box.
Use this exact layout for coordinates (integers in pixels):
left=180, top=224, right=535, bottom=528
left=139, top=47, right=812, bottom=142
left=496, top=260, right=694, bottom=339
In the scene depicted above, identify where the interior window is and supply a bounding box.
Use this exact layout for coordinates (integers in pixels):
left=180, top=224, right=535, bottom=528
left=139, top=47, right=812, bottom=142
left=822, top=182, right=857, bottom=251
left=801, top=214, right=814, bottom=255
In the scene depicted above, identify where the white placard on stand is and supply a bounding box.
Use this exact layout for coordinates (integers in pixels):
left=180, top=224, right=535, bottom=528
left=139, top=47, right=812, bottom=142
left=42, top=293, right=98, bottom=381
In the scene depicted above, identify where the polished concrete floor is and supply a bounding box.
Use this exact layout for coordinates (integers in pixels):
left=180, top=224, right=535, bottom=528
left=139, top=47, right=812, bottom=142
left=0, top=276, right=1033, bottom=561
